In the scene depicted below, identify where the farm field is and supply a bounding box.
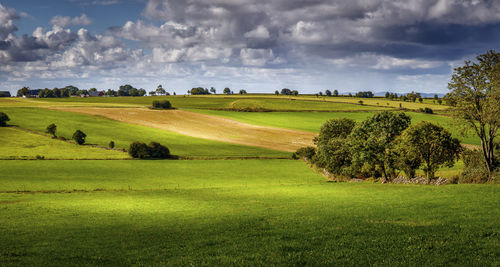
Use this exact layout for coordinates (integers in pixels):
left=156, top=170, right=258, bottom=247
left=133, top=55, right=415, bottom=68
left=36, top=95, right=405, bottom=111
left=0, top=95, right=496, bottom=265
left=191, top=109, right=480, bottom=145
left=0, top=127, right=127, bottom=159
left=0, top=107, right=288, bottom=158
left=0, top=160, right=499, bottom=265
left=53, top=107, right=316, bottom=152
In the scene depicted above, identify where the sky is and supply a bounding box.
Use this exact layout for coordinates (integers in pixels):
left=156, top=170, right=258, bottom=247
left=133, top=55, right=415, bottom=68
left=0, top=0, right=499, bottom=95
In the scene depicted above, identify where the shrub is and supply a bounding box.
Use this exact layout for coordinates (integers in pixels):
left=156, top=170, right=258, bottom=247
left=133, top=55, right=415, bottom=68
left=109, top=141, right=115, bottom=149
left=148, top=142, right=170, bottom=158
left=72, top=130, right=87, bottom=145
left=293, top=146, right=316, bottom=160
left=460, top=149, right=489, bottom=183
left=0, top=112, right=9, bottom=127
left=46, top=123, right=57, bottom=138
left=128, top=141, right=170, bottom=159
left=129, top=142, right=151, bottom=158
left=152, top=100, right=172, bottom=109
left=418, top=107, right=434, bottom=114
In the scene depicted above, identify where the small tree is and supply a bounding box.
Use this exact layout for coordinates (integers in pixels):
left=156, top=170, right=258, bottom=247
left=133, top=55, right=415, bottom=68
left=109, top=141, right=115, bottom=149
left=0, top=112, right=10, bottom=126
left=325, top=90, right=332, bottom=97
left=223, top=87, right=231, bottom=95
left=239, top=89, right=247, bottom=95
left=46, top=123, right=57, bottom=138
left=274, top=90, right=279, bottom=95
left=72, top=130, right=87, bottom=145
left=333, top=90, right=339, bottom=97
left=210, top=87, right=216, bottom=94
left=398, top=122, right=462, bottom=181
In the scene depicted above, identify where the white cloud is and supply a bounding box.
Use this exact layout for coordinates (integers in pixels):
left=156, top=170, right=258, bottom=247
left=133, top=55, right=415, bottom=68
left=50, top=14, right=92, bottom=27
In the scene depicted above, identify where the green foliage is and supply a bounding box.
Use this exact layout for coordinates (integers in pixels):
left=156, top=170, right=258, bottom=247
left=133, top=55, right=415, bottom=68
left=118, top=84, right=144, bottom=96
left=293, top=146, right=316, bottom=160
left=239, top=89, right=247, bottom=95
left=152, top=100, right=172, bottom=109
left=128, top=141, right=170, bottom=159
left=397, top=122, right=462, bottom=181
left=349, top=111, right=411, bottom=180
left=325, top=90, right=332, bottom=96
left=355, top=91, right=374, bottom=98
left=17, top=86, right=30, bottom=97
left=46, top=123, right=57, bottom=137
left=190, top=87, right=210, bottom=95
left=72, top=130, right=87, bottom=145
left=460, top=149, right=489, bottom=183
left=447, top=50, right=500, bottom=177
left=314, top=118, right=355, bottom=176
left=109, top=141, right=115, bottom=149
left=224, top=87, right=231, bottom=95
left=0, top=112, right=9, bottom=126
left=418, top=107, right=434, bottom=114
left=280, top=88, right=292, bottom=95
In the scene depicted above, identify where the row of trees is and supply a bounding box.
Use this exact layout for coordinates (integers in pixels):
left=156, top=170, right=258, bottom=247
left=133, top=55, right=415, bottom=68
left=275, top=88, right=299, bottom=95
left=298, top=112, right=462, bottom=181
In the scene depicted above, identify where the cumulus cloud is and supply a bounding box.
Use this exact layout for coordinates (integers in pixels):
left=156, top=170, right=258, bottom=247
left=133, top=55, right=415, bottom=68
left=50, top=14, right=92, bottom=27
left=1, top=1, right=500, bottom=93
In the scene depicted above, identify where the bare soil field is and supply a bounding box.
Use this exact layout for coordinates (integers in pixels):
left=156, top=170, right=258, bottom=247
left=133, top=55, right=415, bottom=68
left=53, top=107, right=316, bottom=152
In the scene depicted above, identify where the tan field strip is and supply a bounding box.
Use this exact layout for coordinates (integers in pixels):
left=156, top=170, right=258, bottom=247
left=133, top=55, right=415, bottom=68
left=52, top=107, right=316, bottom=152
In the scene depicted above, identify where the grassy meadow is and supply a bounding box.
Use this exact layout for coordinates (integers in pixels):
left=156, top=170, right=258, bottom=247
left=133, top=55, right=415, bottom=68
left=0, top=127, right=127, bottom=159
left=0, top=107, right=288, bottom=158
left=1, top=160, right=499, bottom=265
left=32, top=94, right=440, bottom=111
left=0, top=95, right=497, bottom=265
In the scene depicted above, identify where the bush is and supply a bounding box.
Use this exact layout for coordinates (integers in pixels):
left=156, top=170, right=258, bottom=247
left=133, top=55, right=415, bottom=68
left=460, top=149, right=489, bottom=183
left=148, top=142, right=170, bottom=158
left=46, top=123, right=57, bottom=138
left=293, top=146, right=316, bottom=160
left=72, top=130, right=87, bottom=145
left=0, top=112, right=10, bottom=127
left=418, top=107, right=434, bottom=114
left=152, top=100, right=172, bottom=109
left=109, top=141, right=115, bottom=149
left=128, top=141, right=170, bottom=159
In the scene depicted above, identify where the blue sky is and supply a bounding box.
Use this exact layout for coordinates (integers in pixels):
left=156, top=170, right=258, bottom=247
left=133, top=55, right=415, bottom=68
left=1, top=0, right=499, bottom=95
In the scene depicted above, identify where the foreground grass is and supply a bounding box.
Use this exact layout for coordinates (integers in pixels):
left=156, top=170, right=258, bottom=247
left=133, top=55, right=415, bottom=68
left=0, top=107, right=288, bottom=158
left=0, top=127, right=127, bottom=159
left=0, top=160, right=498, bottom=265
left=192, top=110, right=480, bottom=145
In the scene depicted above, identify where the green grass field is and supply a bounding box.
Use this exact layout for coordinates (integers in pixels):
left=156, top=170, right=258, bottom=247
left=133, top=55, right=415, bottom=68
left=191, top=109, right=480, bottom=145
left=0, top=160, right=498, bottom=265
left=31, top=95, right=393, bottom=111
left=0, top=107, right=288, bottom=158
left=1, top=95, right=496, bottom=265
left=0, top=127, right=128, bottom=159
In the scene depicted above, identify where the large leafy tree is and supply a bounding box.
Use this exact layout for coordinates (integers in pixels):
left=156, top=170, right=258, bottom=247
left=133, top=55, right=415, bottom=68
left=349, top=111, right=411, bottom=180
left=313, top=118, right=356, bottom=176
left=396, top=122, right=462, bottom=181
left=447, top=50, right=500, bottom=178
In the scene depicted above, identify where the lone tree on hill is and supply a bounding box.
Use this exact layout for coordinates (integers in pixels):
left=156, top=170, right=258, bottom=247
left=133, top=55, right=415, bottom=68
left=0, top=112, right=9, bottom=126
left=223, top=87, right=231, bottom=94
left=72, top=130, right=87, bottom=145
left=447, top=50, right=500, bottom=178
left=46, top=123, right=57, bottom=138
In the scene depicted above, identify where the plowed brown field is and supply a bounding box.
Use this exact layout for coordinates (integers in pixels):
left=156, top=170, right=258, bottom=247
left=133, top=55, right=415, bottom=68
left=53, top=107, right=316, bottom=152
